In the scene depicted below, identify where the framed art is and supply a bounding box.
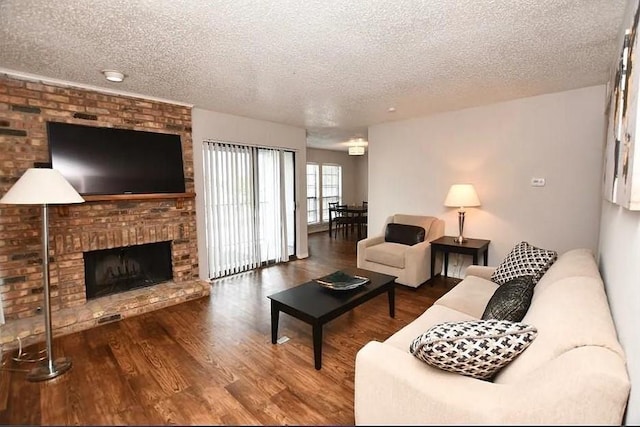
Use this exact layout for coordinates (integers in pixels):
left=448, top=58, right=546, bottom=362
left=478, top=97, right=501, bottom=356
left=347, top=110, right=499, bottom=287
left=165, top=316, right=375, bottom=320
left=604, top=0, right=640, bottom=210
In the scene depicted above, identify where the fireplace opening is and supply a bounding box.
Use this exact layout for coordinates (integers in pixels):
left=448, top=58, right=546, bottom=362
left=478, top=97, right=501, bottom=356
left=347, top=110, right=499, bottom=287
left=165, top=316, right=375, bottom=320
left=84, top=241, right=173, bottom=300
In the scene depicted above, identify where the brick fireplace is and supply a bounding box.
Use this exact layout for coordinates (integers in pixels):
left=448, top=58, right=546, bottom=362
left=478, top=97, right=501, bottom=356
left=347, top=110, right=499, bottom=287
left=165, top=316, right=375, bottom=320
left=0, top=75, right=209, bottom=349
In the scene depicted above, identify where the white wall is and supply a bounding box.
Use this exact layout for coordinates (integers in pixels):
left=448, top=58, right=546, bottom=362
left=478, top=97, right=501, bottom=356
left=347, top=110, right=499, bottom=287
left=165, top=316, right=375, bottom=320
left=596, top=1, right=638, bottom=421
left=192, top=108, right=308, bottom=280
left=368, top=85, right=605, bottom=272
left=355, top=153, right=369, bottom=204
left=599, top=150, right=640, bottom=425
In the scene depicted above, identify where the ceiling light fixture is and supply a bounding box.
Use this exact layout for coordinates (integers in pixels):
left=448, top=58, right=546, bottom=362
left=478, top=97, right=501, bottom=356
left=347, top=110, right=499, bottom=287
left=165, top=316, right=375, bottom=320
left=348, top=137, right=367, bottom=156
left=388, top=107, right=396, bottom=113
left=101, top=70, right=125, bottom=83
left=349, top=146, right=365, bottom=156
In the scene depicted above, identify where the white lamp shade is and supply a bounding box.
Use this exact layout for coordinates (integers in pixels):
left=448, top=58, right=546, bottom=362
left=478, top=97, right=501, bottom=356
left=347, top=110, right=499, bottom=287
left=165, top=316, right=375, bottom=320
left=444, top=184, right=481, bottom=208
left=0, top=168, right=85, bottom=205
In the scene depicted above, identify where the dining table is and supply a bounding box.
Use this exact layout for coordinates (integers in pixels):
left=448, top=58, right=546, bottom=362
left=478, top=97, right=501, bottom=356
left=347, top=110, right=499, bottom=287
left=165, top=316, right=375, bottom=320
left=328, top=204, right=368, bottom=241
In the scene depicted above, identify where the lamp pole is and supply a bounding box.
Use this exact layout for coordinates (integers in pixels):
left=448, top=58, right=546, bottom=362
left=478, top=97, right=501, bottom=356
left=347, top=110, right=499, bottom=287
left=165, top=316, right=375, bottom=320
left=26, top=203, right=72, bottom=381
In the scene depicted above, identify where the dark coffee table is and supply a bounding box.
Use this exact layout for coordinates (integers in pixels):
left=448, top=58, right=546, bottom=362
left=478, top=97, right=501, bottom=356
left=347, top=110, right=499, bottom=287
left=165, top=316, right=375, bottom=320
left=267, top=268, right=396, bottom=370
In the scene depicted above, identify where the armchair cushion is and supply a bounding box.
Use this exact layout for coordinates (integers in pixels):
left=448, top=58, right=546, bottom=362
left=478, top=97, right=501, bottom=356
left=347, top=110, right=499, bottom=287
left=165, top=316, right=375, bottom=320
left=365, top=242, right=408, bottom=269
left=384, top=223, right=425, bottom=246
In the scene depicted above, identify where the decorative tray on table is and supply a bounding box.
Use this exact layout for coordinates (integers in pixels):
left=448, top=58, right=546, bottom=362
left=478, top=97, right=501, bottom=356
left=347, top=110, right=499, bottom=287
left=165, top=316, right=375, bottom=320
left=314, top=270, right=370, bottom=291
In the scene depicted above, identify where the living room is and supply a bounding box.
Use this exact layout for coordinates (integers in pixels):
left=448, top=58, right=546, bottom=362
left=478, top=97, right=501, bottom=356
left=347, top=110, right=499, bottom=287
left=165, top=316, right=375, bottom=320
left=0, top=0, right=639, bottom=425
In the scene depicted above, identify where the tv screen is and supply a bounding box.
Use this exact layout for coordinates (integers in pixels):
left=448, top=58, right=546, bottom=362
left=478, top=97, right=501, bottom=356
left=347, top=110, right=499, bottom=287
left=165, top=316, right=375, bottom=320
left=47, top=122, right=186, bottom=195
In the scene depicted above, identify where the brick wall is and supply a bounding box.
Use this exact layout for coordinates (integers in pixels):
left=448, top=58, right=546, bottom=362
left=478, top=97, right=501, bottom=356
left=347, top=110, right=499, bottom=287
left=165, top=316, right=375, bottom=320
left=0, top=75, right=199, bottom=321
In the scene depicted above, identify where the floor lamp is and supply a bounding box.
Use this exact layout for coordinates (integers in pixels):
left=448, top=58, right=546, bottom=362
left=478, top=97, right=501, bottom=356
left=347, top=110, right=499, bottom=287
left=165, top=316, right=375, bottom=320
left=444, top=183, right=481, bottom=244
left=0, top=168, right=84, bottom=381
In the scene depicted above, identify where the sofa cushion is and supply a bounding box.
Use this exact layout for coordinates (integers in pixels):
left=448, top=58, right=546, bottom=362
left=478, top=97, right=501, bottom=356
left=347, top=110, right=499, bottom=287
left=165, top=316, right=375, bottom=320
left=385, top=223, right=425, bottom=246
left=491, top=241, right=558, bottom=285
left=384, top=304, right=476, bottom=352
left=494, top=276, right=626, bottom=384
left=434, top=275, right=498, bottom=318
left=533, top=248, right=600, bottom=296
left=409, top=319, right=538, bottom=380
left=365, top=242, right=408, bottom=268
left=481, top=276, right=535, bottom=322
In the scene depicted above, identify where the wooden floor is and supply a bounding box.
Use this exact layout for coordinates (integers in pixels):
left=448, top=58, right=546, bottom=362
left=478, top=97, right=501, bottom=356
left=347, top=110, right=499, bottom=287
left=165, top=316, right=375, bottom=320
left=0, top=232, right=457, bottom=425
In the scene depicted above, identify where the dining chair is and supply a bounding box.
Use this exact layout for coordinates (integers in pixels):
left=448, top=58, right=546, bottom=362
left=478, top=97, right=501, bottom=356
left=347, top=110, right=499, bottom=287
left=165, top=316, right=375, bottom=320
left=331, top=203, right=352, bottom=238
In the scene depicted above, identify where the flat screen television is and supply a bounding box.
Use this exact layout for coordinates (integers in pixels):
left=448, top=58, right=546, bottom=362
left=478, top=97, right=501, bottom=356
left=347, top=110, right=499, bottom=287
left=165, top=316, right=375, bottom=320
left=47, top=122, right=186, bottom=195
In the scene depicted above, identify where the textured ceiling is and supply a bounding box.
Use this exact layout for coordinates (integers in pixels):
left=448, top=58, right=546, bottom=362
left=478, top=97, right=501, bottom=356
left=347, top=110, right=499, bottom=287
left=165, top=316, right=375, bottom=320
left=0, top=0, right=627, bottom=151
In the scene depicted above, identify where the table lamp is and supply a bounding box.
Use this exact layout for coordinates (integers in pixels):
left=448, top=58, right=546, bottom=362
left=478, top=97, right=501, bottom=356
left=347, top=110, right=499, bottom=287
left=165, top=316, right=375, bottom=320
left=444, top=184, right=481, bottom=244
left=0, top=168, right=84, bottom=381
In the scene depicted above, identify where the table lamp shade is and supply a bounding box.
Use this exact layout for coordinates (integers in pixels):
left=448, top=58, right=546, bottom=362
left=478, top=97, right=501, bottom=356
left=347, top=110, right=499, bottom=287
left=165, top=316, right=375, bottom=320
left=443, top=184, right=481, bottom=208
left=0, top=168, right=84, bottom=205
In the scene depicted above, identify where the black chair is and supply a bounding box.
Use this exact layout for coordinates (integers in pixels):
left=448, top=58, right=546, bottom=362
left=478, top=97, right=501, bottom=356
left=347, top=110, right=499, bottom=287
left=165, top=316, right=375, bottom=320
left=330, top=203, right=352, bottom=238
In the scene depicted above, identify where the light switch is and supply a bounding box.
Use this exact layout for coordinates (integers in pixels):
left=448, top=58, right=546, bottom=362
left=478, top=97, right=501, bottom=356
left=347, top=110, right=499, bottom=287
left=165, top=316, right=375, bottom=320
left=531, top=177, right=546, bottom=187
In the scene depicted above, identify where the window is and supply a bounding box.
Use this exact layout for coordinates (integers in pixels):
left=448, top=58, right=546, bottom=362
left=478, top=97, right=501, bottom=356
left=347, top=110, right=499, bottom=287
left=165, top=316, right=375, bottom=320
left=202, top=142, right=295, bottom=279
left=307, top=163, right=320, bottom=224
left=306, top=162, right=343, bottom=224
left=321, top=164, right=342, bottom=222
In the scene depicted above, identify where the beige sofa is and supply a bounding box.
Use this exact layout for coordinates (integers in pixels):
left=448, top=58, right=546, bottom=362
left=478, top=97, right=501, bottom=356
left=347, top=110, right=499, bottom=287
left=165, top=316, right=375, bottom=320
left=357, top=214, right=444, bottom=288
left=354, top=248, right=630, bottom=425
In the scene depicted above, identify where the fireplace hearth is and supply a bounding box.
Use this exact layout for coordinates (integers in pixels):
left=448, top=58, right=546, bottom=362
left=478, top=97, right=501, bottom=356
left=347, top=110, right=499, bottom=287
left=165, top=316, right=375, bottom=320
left=84, top=241, right=173, bottom=300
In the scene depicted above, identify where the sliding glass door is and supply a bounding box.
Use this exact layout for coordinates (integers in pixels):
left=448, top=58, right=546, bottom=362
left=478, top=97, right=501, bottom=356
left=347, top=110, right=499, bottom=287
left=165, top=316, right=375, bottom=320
left=202, top=142, right=295, bottom=279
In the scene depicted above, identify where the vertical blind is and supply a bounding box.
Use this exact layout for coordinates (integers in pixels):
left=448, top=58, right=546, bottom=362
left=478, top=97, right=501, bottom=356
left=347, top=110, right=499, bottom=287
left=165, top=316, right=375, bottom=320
left=203, top=141, right=290, bottom=279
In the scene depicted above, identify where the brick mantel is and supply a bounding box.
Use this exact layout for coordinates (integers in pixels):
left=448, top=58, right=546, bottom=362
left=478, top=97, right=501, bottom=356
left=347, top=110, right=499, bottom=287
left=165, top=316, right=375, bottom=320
left=0, top=75, right=207, bottom=346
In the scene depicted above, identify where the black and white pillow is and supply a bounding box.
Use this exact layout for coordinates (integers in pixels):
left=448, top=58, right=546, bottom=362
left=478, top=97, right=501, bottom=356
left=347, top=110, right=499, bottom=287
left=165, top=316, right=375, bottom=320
left=409, top=319, right=537, bottom=380
left=491, top=241, right=557, bottom=285
left=482, top=275, right=535, bottom=322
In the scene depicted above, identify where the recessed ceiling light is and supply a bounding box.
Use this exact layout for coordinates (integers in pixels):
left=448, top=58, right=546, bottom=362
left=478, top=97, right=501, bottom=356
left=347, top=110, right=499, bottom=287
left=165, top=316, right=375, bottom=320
left=388, top=107, right=396, bottom=113
left=101, top=70, right=125, bottom=83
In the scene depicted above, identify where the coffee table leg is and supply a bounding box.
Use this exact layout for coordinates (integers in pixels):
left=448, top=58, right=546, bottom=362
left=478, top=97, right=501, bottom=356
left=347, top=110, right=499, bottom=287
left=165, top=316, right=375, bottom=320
left=271, top=301, right=280, bottom=344
left=388, top=285, right=395, bottom=318
left=312, top=322, right=323, bottom=370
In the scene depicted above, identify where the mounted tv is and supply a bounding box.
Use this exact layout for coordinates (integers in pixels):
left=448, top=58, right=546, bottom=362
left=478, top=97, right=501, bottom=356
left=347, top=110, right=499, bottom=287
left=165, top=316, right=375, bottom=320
left=47, top=122, right=186, bottom=196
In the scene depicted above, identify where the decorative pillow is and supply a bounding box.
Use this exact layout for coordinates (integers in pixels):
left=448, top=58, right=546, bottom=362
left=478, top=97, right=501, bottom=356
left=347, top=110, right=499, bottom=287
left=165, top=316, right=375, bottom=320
left=409, top=319, right=537, bottom=380
left=384, top=223, right=426, bottom=246
left=490, top=241, right=557, bottom=285
left=481, top=275, right=535, bottom=322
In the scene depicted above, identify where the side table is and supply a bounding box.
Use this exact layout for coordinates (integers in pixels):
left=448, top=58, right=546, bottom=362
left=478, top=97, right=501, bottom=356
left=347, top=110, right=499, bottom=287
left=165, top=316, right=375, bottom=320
left=430, top=236, right=491, bottom=279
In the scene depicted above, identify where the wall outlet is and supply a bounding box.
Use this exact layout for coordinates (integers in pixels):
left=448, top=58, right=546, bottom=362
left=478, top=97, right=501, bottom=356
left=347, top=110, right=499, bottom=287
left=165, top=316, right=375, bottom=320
left=531, top=177, right=546, bottom=187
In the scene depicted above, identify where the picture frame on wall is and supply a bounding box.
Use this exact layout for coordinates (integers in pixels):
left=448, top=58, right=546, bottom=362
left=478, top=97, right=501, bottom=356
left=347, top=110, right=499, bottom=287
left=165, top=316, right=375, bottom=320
left=603, top=34, right=626, bottom=204
left=617, top=3, right=640, bottom=210
left=604, top=0, right=640, bottom=210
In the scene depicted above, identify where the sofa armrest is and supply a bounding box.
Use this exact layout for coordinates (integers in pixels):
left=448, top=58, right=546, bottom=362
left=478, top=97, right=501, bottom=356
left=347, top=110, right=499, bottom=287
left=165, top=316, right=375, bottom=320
left=355, top=342, right=630, bottom=425
left=357, top=235, right=384, bottom=268
left=358, top=235, right=384, bottom=249
left=464, top=265, right=495, bottom=280
left=401, top=240, right=432, bottom=282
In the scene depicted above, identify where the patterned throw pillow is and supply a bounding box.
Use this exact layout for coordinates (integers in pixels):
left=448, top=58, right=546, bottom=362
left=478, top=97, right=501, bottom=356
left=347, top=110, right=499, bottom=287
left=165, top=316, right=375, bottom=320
left=490, top=241, right=557, bottom=285
left=409, top=320, right=537, bottom=380
left=481, top=275, right=535, bottom=322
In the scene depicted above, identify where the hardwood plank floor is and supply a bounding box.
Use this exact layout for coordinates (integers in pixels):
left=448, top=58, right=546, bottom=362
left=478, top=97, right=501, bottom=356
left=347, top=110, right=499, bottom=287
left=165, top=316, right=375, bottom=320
left=0, top=232, right=457, bottom=425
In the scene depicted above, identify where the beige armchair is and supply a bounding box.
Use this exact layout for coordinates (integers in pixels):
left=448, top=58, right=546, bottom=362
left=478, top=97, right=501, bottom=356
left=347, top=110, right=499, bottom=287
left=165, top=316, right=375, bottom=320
left=357, top=214, right=444, bottom=288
